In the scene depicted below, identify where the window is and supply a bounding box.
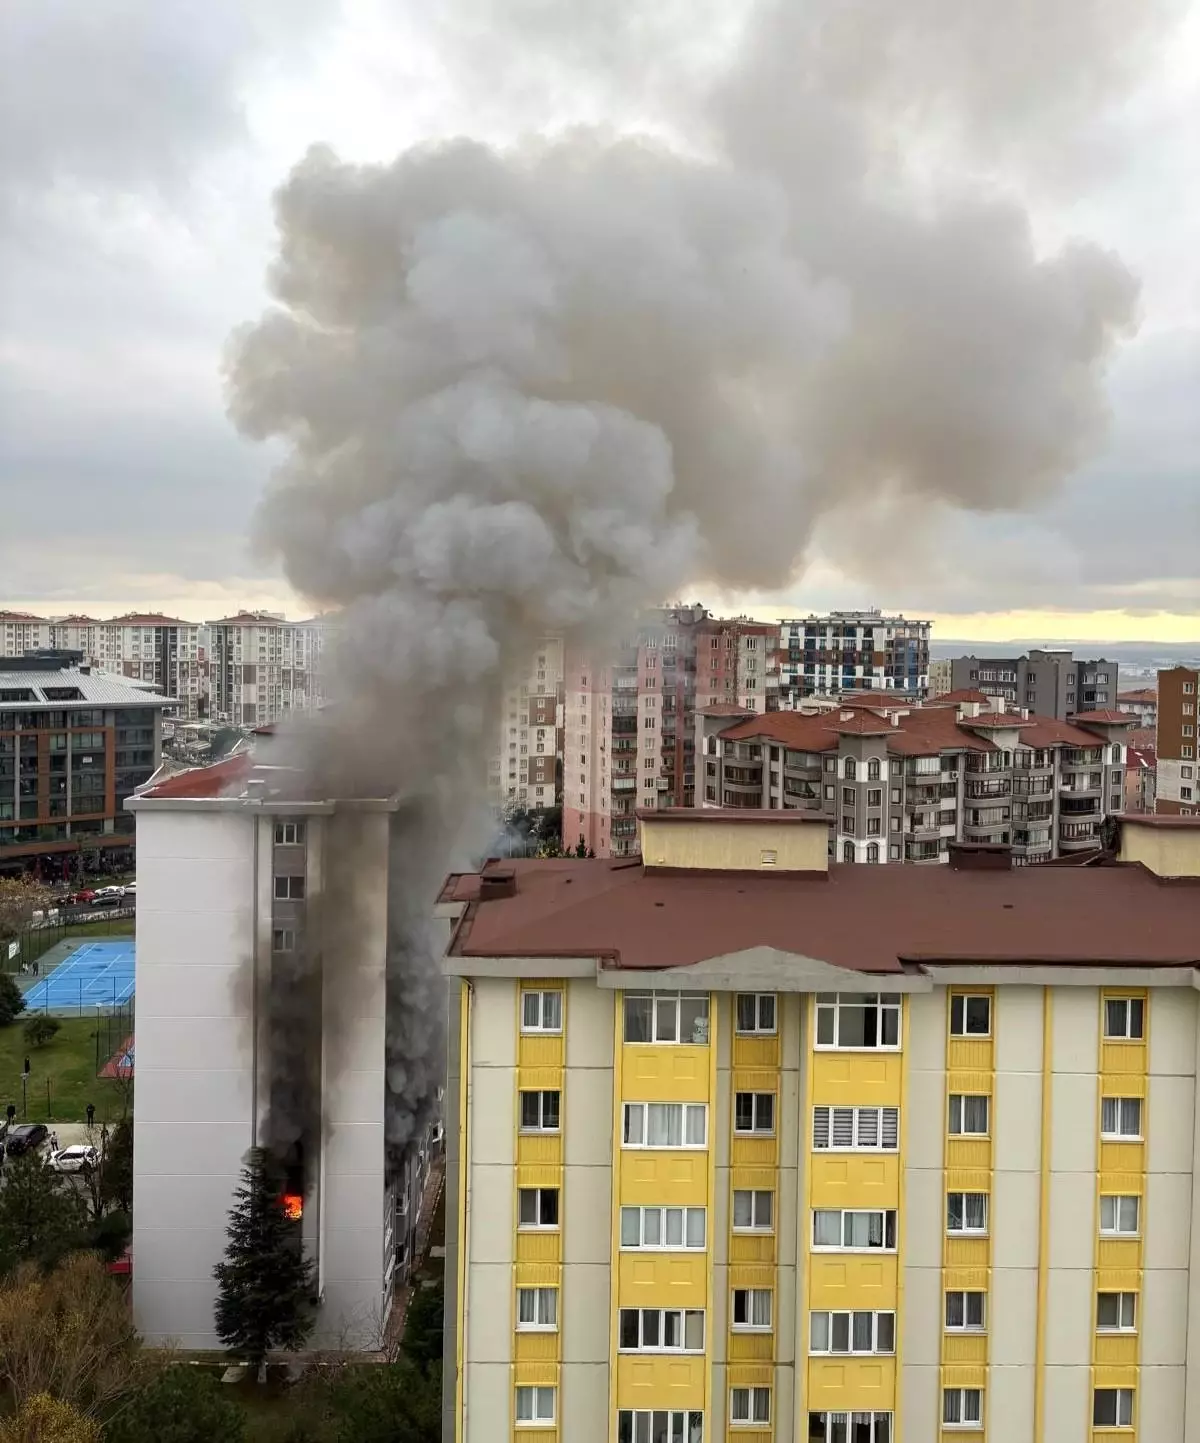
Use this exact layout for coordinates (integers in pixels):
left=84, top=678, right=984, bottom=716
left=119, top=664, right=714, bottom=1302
left=815, top=994, right=901, bottom=1049
left=842, top=787, right=855, bottom=807
left=732, top=1190, right=773, bottom=1231
left=274, top=821, right=306, bottom=845
left=945, top=1292, right=985, bottom=1330
left=812, top=1106, right=899, bottom=1152
left=735, top=993, right=777, bottom=1034
left=808, top=1412, right=892, bottom=1442
left=1100, top=1097, right=1142, bottom=1139
left=516, top=1287, right=557, bottom=1330
left=515, top=1386, right=555, bottom=1426
left=621, top=1205, right=706, bottom=1250
left=624, top=992, right=710, bottom=1044
left=521, top=989, right=563, bottom=1032
left=813, top=1209, right=897, bottom=1251
left=947, top=1193, right=988, bottom=1235
left=271, top=928, right=295, bottom=953
left=734, top=1092, right=775, bottom=1135
left=866, top=788, right=882, bottom=808
left=1093, top=1389, right=1134, bottom=1428
left=809, top=1311, right=895, bottom=1354
left=517, top=1188, right=559, bottom=1229
left=619, top=1308, right=705, bottom=1352
left=948, top=1095, right=989, bottom=1136
left=867, top=758, right=881, bottom=781
left=1099, top=1195, right=1140, bottom=1235
left=866, top=842, right=880, bottom=863
left=273, top=875, right=305, bottom=900
left=730, top=1388, right=771, bottom=1426
left=845, top=758, right=857, bottom=780
left=731, top=1288, right=772, bottom=1330
left=623, top=1102, right=707, bottom=1148
left=616, top=1410, right=704, bottom=1443
left=519, top=1090, right=561, bottom=1132
left=1097, top=1292, right=1136, bottom=1331
left=943, top=1389, right=983, bottom=1428
left=949, top=994, right=991, bottom=1036
left=1104, top=997, right=1144, bottom=1040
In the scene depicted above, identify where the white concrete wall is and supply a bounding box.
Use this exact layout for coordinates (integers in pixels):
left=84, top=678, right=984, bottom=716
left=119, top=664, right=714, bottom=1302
left=133, top=807, right=258, bottom=1348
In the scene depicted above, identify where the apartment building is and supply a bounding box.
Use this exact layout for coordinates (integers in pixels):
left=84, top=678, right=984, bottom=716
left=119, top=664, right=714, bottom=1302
left=1124, top=731, right=1157, bottom=817
left=1117, top=690, right=1158, bottom=729
left=0, top=611, right=53, bottom=655
left=439, top=807, right=1200, bottom=1443
left=488, top=638, right=565, bottom=811
left=0, top=655, right=168, bottom=874
left=47, top=613, right=208, bottom=720
left=207, top=612, right=328, bottom=726
left=949, top=651, right=1118, bottom=720
left=697, top=694, right=1130, bottom=865
left=562, top=608, right=775, bottom=859
left=1153, top=667, right=1200, bottom=815
left=928, top=660, right=954, bottom=698
left=776, top=613, right=931, bottom=705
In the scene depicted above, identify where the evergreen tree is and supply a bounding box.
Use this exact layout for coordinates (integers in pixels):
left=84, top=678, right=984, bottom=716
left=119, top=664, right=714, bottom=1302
left=0, top=1152, right=87, bottom=1274
left=104, top=1366, right=245, bottom=1443
left=99, top=1119, right=133, bottom=1214
left=401, top=1279, right=444, bottom=1376
left=327, top=1360, right=440, bottom=1443
left=213, top=1149, right=315, bottom=1372
left=0, top=972, right=26, bottom=1026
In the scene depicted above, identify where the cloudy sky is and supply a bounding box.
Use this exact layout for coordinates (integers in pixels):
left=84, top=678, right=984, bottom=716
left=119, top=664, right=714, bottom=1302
left=2, top=0, right=1199, bottom=642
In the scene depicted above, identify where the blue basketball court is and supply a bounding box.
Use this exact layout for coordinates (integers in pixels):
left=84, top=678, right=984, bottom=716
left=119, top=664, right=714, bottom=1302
left=23, top=939, right=135, bottom=1012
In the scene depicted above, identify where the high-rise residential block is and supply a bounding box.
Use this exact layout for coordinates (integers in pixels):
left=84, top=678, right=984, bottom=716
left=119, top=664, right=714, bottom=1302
left=928, top=658, right=954, bottom=697
left=949, top=650, right=1118, bottom=720
left=207, top=612, right=328, bottom=726
left=776, top=612, right=931, bottom=704
left=488, top=637, right=564, bottom=811
left=1154, top=666, right=1199, bottom=815
left=1117, top=689, right=1157, bottom=728
left=438, top=807, right=1200, bottom=1443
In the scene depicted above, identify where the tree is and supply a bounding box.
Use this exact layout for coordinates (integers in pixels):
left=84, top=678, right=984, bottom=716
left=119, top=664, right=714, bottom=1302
left=0, top=1254, right=147, bottom=1418
left=0, top=971, right=26, bottom=1026
left=104, top=1366, right=245, bottom=1443
left=0, top=877, right=53, bottom=946
left=98, top=1118, right=133, bottom=1215
left=0, top=1152, right=87, bottom=1275
left=326, top=1360, right=441, bottom=1443
left=0, top=1394, right=99, bottom=1443
left=213, top=1149, right=316, bottom=1374
left=401, top=1279, right=444, bottom=1377
left=24, top=1015, right=60, bottom=1048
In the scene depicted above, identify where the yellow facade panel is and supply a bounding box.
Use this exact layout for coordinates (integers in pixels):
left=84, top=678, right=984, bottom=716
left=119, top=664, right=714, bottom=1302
left=944, top=1166, right=991, bottom=1193
left=946, top=1068, right=993, bottom=1095
left=947, top=1037, right=993, bottom=1071
left=943, top=1265, right=990, bottom=1293
left=1099, top=1041, right=1147, bottom=1075
left=941, top=1362, right=986, bottom=1388
left=939, top=1432, right=983, bottom=1443
left=615, top=1355, right=705, bottom=1408
left=806, top=1357, right=894, bottom=1410
left=810, top=1154, right=899, bottom=1208
left=729, top=1233, right=776, bottom=1265
left=515, top=1232, right=562, bottom=1265
left=728, top=1262, right=776, bottom=1289
left=622, top=1045, right=710, bottom=1100
left=945, top=1138, right=992, bottom=1172
left=510, top=1430, right=556, bottom=1443
left=728, top=1332, right=775, bottom=1363
left=726, top=1364, right=774, bottom=1388
left=517, top=1036, right=565, bottom=1071
left=516, top=1136, right=562, bottom=1168
left=1092, top=1363, right=1139, bottom=1389
left=731, top=1137, right=778, bottom=1169
left=517, top=1065, right=564, bottom=1091
left=1096, top=1238, right=1141, bottom=1271
left=516, top=1163, right=563, bottom=1189
left=811, top=1052, right=903, bottom=1105
left=1098, top=1142, right=1145, bottom=1176
left=619, top=1154, right=709, bottom=1206
left=1095, top=1268, right=1141, bottom=1293
left=725, top=1430, right=771, bottom=1443
left=512, top=1360, right=558, bottom=1387
left=942, top=1333, right=987, bottom=1366
left=730, top=1165, right=777, bottom=1191
left=944, top=1237, right=989, bottom=1270
left=617, top=1254, right=708, bottom=1307
left=732, top=1068, right=780, bottom=1092
left=807, top=1254, right=898, bottom=1307
left=1094, top=1334, right=1138, bottom=1367
left=514, top=1261, right=560, bottom=1289
left=732, top=1036, right=781, bottom=1069
left=514, top=1331, right=558, bottom=1364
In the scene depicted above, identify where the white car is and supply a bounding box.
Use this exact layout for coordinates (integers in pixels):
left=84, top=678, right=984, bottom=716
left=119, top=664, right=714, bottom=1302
left=49, top=1145, right=97, bottom=1174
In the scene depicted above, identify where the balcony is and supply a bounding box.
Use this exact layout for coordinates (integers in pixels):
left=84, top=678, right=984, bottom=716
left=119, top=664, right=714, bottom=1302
left=965, top=779, right=1011, bottom=800
left=611, top=777, right=636, bottom=792
left=1059, top=797, right=1100, bottom=817
left=1059, top=780, right=1102, bottom=798
left=908, top=816, right=941, bottom=839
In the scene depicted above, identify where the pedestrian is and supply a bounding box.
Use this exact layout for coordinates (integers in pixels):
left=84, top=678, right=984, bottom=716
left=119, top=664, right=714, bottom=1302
left=85, top=1102, right=95, bottom=1127
left=49, top=1130, right=59, bottom=1153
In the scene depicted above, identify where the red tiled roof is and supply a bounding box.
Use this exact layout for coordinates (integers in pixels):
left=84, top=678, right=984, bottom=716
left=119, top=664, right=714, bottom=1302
left=834, top=712, right=896, bottom=735
left=1127, top=727, right=1156, bottom=751
left=697, top=703, right=754, bottom=717
left=109, top=612, right=191, bottom=626
left=927, top=688, right=992, bottom=706
left=720, top=712, right=840, bottom=750
left=1014, top=716, right=1110, bottom=747
left=138, top=754, right=252, bottom=799
left=0, top=610, right=48, bottom=622
left=447, top=856, right=1200, bottom=971
left=1118, top=689, right=1157, bottom=704
left=1070, top=709, right=1134, bottom=725
left=207, top=612, right=285, bottom=626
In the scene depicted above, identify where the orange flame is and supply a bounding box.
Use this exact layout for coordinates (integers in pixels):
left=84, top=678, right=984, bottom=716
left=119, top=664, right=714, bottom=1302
left=281, top=1193, right=303, bottom=1221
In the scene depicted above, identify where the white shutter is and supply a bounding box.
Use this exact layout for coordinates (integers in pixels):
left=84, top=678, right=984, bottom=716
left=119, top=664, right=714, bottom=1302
left=881, top=1107, right=899, bottom=1150
left=813, top=1107, right=831, bottom=1149
left=831, top=1108, right=855, bottom=1147
left=856, top=1108, right=879, bottom=1147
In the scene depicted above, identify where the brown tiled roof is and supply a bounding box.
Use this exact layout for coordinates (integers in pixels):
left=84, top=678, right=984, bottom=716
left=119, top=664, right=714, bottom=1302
left=0, top=610, right=48, bottom=622
left=138, top=754, right=252, bottom=798
left=719, top=712, right=840, bottom=751
left=1127, top=727, right=1156, bottom=750
left=1070, top=709, right=1134, bottom=725
left=447, top=856, right=1200, bottom=971
left=109, top=612, right=192, bottom=626
left=697, top=703, right=754, bottom=717
left=927, top=688, right=993, bottom=706
left=1013, top=716, right=1110, bottom=748
left=1118, top=689, right=1157, bottom=704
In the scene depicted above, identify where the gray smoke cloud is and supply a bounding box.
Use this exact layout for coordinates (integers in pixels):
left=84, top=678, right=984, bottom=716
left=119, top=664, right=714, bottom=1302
left=226, top=0, right=1169, bottom=1160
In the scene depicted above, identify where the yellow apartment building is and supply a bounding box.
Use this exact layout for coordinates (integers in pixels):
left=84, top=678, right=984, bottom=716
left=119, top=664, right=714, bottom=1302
left=438, top=810, right=1200, bottom=1443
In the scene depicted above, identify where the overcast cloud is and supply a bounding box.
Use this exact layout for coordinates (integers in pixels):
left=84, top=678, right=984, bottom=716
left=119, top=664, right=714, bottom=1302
left=1, top=0, right=1198, bottom=629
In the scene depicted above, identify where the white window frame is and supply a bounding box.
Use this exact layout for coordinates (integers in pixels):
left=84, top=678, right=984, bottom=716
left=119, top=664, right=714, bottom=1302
left=518, top=1089, right=561, bottom=1133
left=623, top=1102, right=708, bottom=1150
left=616, top=1411, right=704, bottom=1443
left=618, top=1306, right=706, bottom=1353
left=273, top=874, right=305, bottom=900
left=623, top=991, right=711, bottom=1045
left=943, top=1387, right=983, bottom=1428
left=514, top=1385, right=555, bottom=1426
left=516, top=1286, right=558, bottom=1331
left=812, top=1105, right=899, bottom=1152
left=947, top=1193, right=989, bottom=1236
left=945, top=1291, right=986, bottom=1331
left=814, top=993, right=901, bottom=1051
left=730, top=1387, right=771, bottom=1427
left=809, top=1413, right=892, bottom=1441
left=619, top=1205, right=706, bottom=1250
left=949, top=994, right=991, bottom=1036
left=1092, top=1388, right=1134, bottom=1428
left=271, top=928, right=295, bottom=953
left=516, top=1187, right=559, bottom=1230
left=731, top=1287, right=773, bottom=1331
left=1100, top=1194, right=1140, bottom=1236
left=809, top=1309, right=896, bottom=1355
left=1096, top=1292, right=1136, bottom=1332
left=1103, top=997, right=1145, bottom=1041
left=1100, top=1097, right=1143, bottom=1140
left=734, top=1091, right=776, bottom=1135
left=521, top=989, right=563, bottom=1034
left=812, top=1208, right=898, bottom=1252
left=948, top=1094, right=990, bottom=1136
left=735, top=993, right=777, bottom=1035
left=732, top=1190, right=774, bottom=1232
left=273, top=820, right=306, bottom=846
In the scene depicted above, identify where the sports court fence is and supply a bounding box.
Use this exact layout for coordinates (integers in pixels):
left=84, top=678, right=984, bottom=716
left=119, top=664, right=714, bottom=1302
left=23, top=976, right=134, bottom=1016
left=94, top=998, right=135, bottom=1078
left=3, top=909, right=135, bottom=975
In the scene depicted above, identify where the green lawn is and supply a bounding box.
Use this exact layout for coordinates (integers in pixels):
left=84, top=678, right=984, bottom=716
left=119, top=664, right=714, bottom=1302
left=0, top=1014, right=131, bottom=1124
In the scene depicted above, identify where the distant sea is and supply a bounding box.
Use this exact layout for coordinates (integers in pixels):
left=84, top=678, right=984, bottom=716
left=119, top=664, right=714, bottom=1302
left=931, top=640, right=1200, bottom=679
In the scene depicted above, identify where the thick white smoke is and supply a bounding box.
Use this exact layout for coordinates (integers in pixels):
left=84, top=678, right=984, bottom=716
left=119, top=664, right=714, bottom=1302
left=226, top=0, right=1169, bottom=1156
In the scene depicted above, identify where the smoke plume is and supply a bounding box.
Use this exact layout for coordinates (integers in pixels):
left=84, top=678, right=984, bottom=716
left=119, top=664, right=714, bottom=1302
left=226, top=0, right=1169, bottom=1159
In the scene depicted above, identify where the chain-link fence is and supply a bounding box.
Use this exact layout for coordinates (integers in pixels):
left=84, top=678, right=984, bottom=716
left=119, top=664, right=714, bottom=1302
left=3, top=908, right=135, bottom=975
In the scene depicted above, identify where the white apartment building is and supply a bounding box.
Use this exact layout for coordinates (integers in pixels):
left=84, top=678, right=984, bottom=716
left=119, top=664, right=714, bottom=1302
left=0, top=610, right=52, bottom=655
left=53, top=614, right=207, bottom=720
left=778, top=612, right=931, bottom=704
left=488, top=637, right=564, bottom=810
left=207, top=613, right=328, bottom=726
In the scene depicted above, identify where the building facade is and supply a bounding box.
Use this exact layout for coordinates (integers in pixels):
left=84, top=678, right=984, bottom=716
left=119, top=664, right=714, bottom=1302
left=1154, top=667, right=1199, bottom=816
left=1117, top=691, right=1158, bottom=729
left=489, top=638, right=565, bottom=811
left=928, top=660, right=954, bottom=698
left=0, top=656, right=168, bottom=874
left=949, top=652, right=1119, bottom=721
left=439, top=809, right=1200, bottom=1443
left=697, top=695, right=1130, bottom=866
left=206, top=612, right=328, bottom=726
left=776, top=613, right=931, bottom=706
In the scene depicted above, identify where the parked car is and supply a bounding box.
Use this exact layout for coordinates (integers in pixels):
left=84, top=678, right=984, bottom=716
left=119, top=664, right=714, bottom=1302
left=90, top=887, right=124, bottom=907
left=70, top=888, right=97, bottom=905
left=49, top=1144, right=97, bottom=1174
left=5, top=1123, right=49, bottom=1157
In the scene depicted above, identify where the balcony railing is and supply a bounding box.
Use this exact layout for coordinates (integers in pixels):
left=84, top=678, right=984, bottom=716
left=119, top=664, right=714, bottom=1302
left=965, top=780, right=1012, bottom=800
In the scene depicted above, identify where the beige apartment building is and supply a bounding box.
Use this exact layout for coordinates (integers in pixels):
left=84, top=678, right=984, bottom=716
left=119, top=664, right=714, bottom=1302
left=488, top=638, right=565, bottom=812
left=439, top=809, right=1200, bottom=1443
left=206, top=612, right=328, bottom=726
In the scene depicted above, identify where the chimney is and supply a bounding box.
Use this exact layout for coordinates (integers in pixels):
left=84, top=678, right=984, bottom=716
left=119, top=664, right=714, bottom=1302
left=948, top=841, right=1012, bottom=871
left=480, top=868, right=518, bottom=901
